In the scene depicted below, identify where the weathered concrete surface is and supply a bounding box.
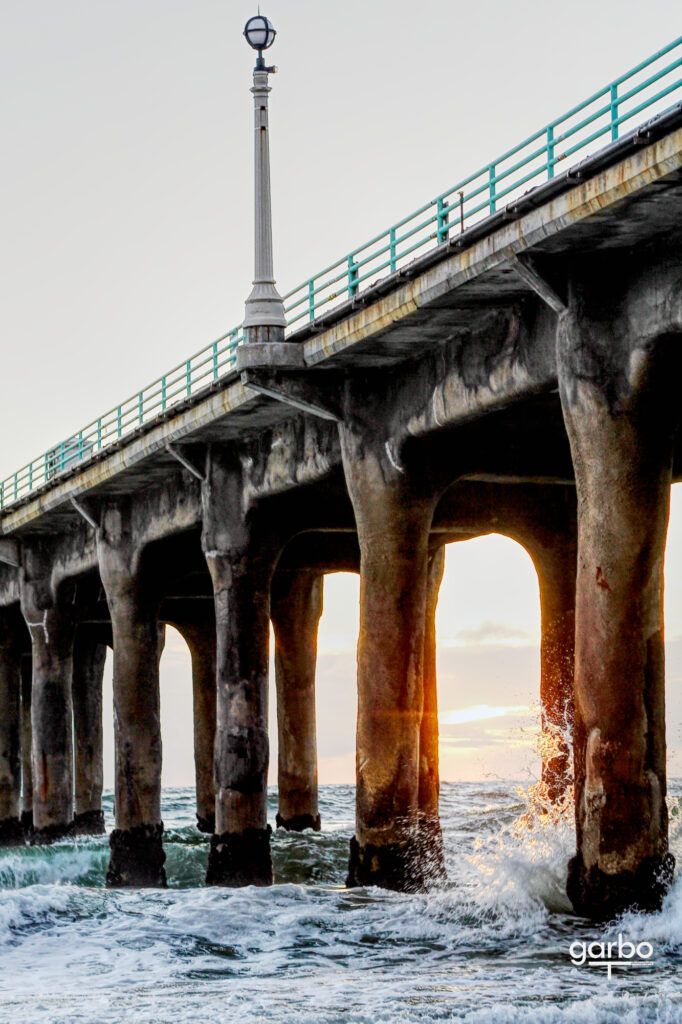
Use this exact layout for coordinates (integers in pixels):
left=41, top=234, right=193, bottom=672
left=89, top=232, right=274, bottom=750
left=559, top=265, right=681, bottom=919
left=97, top=503, right=166, bottom=887
left=20, top=653, right=32, bottom=834
left=172, top=615, right=217, bottom=834
left=272, top=570, right=323, bottom=832
left=202, top=449, right=277, bottom=887
left=340, top=405, right=438, bottom=892
left=419, top=547, right=446, bottom=879
left=72, top=627, right=107, bottom=835
left=20, top=545, right=77, bottom=842
left=0, top=607, right=24, bottom=844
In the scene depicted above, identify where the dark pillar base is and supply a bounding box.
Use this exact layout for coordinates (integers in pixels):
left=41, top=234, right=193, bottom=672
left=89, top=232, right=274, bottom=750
left=30, top=821, right=75, bottom=845
left=275, top=811, right=321, bottom=832
left=0, top=816, right=26, bottom=847
left=196, top=812, right=215, bottom=835
left=74, top=809, right=106, bottom=836
left=419, top=815, right=447, bottom=883
left=106, top=823, right=167, bottom=888
left=567, top=851, right=675, bottom=921
left=205, top=827, right=273, bottom=887
left=21, top=810, right=33, bottom=837
left=346, top=835, right=426, bottom=893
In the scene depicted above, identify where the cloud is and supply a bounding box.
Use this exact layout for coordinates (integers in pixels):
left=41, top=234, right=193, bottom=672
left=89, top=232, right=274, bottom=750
left=439, top=704, right=530, bottom=726
left=442, top=620, right=535, bottom=648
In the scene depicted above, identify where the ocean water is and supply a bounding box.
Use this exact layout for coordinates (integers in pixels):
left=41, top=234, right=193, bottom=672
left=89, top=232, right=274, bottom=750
left=0, top=782, right=680, bottom=1024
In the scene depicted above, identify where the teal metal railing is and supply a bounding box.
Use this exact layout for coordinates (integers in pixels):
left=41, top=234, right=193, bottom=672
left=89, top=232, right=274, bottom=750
left=1, top=34, right=681, bottom=511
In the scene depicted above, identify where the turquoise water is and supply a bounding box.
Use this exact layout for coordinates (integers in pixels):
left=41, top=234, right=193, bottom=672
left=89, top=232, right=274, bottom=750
left=0, top=782, right=680, bottom=1023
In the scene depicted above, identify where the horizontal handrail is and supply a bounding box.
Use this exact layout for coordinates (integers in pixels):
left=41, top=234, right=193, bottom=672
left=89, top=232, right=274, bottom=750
left=2, top=34, right=681, bottom=511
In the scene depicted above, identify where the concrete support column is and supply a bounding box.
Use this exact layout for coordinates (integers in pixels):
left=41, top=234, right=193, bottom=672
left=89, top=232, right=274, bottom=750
left=72, top=628, right=106, bottom=835
left=97, top=506, right=166, bottom=887
left=20, top=654, right=32, bottom=834
left=559, top=299, right=678, bottom=918
left=419, top=546, right=446, bottom=878
left=0, top=611, right=23, bottom=845
left=19, top=560, right=76, bottom=843
left=202, top=449, right=278, bottom=887
left=272, top=570, right=323, bottom=832
left=528, top=530, right=576, bottom=805
left=173, top=615, right=217, bottom=834
left=340, top=422, right=435, bottom=892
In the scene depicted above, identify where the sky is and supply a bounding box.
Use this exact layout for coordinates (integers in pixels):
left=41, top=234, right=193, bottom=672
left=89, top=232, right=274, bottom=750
left=2, top=1, right=682, bottom=788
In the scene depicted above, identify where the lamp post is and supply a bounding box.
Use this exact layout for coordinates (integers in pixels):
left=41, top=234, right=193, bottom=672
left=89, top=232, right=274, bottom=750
left=242, top=15, right=286, bottom=345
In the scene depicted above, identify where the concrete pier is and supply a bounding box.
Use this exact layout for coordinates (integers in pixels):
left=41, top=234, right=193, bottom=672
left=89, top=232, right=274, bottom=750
left=20, top=653, right=32, bottom=834
left=72, top=627, right=107, bottom=835
left=340, top=418, right=436, bottom=892
left=272, top=570, right=323, bottom=832
left=527, top=526, right=576, bottom=805
left=172, top=616, right=217, bottom=834
left=0, top=121, right=679, bottom=915
left=20, top=551, right=76, bottom=842
left=559, top=273, right=679, bottom=918
left=0, top=608, right=24, bottom=845
left=202, top=450, right=276, bottom=887
left=419, top=546, right=446, bottom=878
left=97, top=505, right=166, bottom=887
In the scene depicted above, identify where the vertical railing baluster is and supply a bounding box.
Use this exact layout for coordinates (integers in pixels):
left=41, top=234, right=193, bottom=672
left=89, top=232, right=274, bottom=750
left=97, top=418, right=102, bottom=450
left=161, top=377, right=167, bottom=411
left=213, top=340, right=219, bottom=379
left=308, top=279, right=315, bottom=322
left=0, top=480, right=3, bottom=508
left=348, top=254, right=358, bottom=297
left=389, top=228, right=396, bottom=273
left=186, top=360, right=191, bottom=397
left=437, top=197, right=448, bottom=244
left=28, top=463, right=32, bottom=491
left=14, top=474, right=18, bottom=500
left=489, top=164, right=496, bottom=214
left=117, top=406, right=122, bottom=438
left=139, top=392, right=144, bottom=424
left=547, top=125, right=555, bottom=179
left=610, top=84, right=619, bottom=141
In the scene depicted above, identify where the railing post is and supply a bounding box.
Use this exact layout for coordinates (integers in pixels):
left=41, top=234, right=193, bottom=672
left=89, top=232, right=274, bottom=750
left=97, top=418, right=102, bottom=450
left=610, top=84, right=619, bottom=141
left=138, top=393, right=143, bottom=425
left=547, top=125, right=555, bottom=179
left=161, top=378, right=167, bottom=412
left=436, top=197, right=448, bottom=245
left=308, top=279, right=315, bottom=322
left=348, top=255, right=358, bottom=297
left=78, top=430, right=84, bottom=461
left=28, top=463, right=33, bottom=491
left=186, top=360, right=191, bottom=397
left=117, top=407, right=122, bottom=439
left=213, top=341, right=219, bottom=380
left=389, top=228, right=396, bottom=274
left=14, top=474, right=18, bottom=500
left=489, top=164, right=496, bottom=214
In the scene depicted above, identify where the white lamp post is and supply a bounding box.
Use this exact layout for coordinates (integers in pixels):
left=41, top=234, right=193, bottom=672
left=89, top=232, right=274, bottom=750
left=242, top=15, right=286, bottom=345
